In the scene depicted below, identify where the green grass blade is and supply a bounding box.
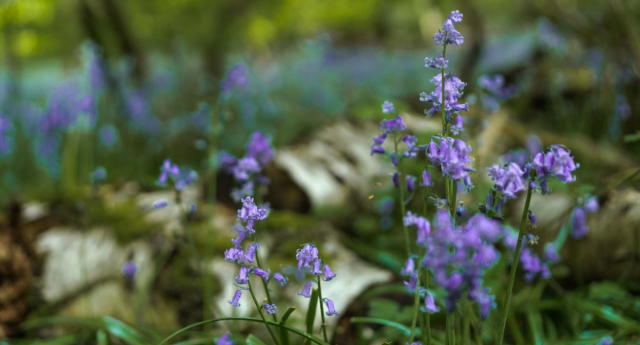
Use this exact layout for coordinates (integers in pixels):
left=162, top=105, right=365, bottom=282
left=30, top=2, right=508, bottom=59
left=103, top=316, right=154, bottom=345
left=304, top=289, right=319, bottom=345
left=247, top=334, right=268, bottom=345
left=279, top=307, right=296, bottom=345
left=349, top=316, right=413, bottom=336
left=97, top=329, right=108, bottom=345
left=281, top=307, right=296, bottom=325
left=157, top=317, right=330, bottom=345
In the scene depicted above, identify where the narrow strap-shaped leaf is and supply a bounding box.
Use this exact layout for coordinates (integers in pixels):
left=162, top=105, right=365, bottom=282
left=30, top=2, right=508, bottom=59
left=97, top=329, right=108, bottom=345
left=304, top=289, right=319, bottom=345
left=157, top=317, right=330, bottom=345
left=350, top=317, right=414, bottom=336
left=279, top=307, right=296, bottom=345
left=247, top=334, right=268, bottom=345
left=103, top=316, right=155, bottom=345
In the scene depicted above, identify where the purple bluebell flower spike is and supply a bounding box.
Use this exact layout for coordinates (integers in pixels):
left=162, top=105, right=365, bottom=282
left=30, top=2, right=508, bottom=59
left=487, top=163, right=526, bottom=200
left=296, top=243, right=319, bottom=271
left=382, top=100, right=395, bottom=114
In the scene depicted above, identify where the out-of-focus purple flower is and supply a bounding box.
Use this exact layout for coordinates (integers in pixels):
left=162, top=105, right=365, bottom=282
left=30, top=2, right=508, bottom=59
left=501, top=149, right=528, bottom=169
left=471, top=288, right=496, bottom=319
left=0, top=115, right=13, bottom=157
left=323, top=299, right=339, bottom=316
left=585, top=196, right=599, bottom=213
left=390, top=172, right=399, bottom=187
left=403, top=135, right=419, bottom=157
left=404, top=272, right=420, bottom=293
left=92, top=167, right=107, bottom=182
left=231, top=181, right=255, bottom=203
left=526, top=135, right=543, bottom=156
left=218, top=152, right=238, bottom=173
left=371, top=144, right=386, bottom=155
left=153, top=200, right=168, bottom=209
left=371, top=133, right=387, bottom=155
left=596, top=336, right=613, bottom=345
left=421, top=292, right=439, bottom=313
left=121, top=260, right=137, bottom=281
left=404, top=211, right=431, bottom=246
left=244, top=243, right=258, bottom=263
left=433, top=198, right=448, bottom=210
left=296, top=243, right=319, bottom=271
left=528, top=210, right=537, bottom=228
left=229, top=289, right=242, bottom=307
left=450, top=115, right=464, bottom=135
left=174, top=168, right=198, bottom=191
left=390, top=153, right=397, bottom=166
left=221, top=65, right=247, bottom=92
left=254, top=268, right=271, bottom=282
left=478, top=75, right=517, bottom=113
left=298, top=281, right=312, bottom=298
left=225, top=247, right=245, bottom=264
left=425, top=56, right=448, bottom=70
left=543, top=243, right=560, bottom=264
left=380, top=115, right=406, bottom=133
left=487, top=163, right=526, bottom=200
left=426, top=137, right=474, bottom=185
left=406, top=175, right=417, bottom=192
left=232, top=156, right=261, bottom=182
left=456, top=202, right=465, bottom=218
left=189, top=203, right=197, bottom=214
left=98, top=125, right=119, bottom=149
left=235, top=267, right=251, bottom=284
left=157, top=159, right=180, bottom=186
left=571, top=207, right=589, bottom=239
left=311, top=259, right=323, bottom=275
left=215, top=333, right=234, bottom=345
left=382, top=100, right=395, bottom=114
left=420, top=170, right=433, bottom=187
left=322, top=264, right=337, bottom=281
left=273, top=272, right=289, bottom=287
left=401, top=257, right=416, bottom=276
left=246, top=131, right=274, bottom=166
left=422, top=74, right=469, bottom=121
left=264, top=303, right=277, bottom=315
left=231, top=231, right=246, bottom=247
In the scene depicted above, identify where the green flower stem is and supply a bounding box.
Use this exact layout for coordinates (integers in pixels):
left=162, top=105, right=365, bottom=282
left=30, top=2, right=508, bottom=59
left=422, top=186, right=432, bottom=345
left=394, top=132, right=411, bottom=257
left=248, top=280, right=281, bottom=345
left=446, top=313, right=454, bottom=345
left=255, top=253, right=278, bottom=323
left=497, top=184, right=534, bottom=345
left=407, top=268, right=421, bottom=344
left=316, top=277, right=329, bottom=343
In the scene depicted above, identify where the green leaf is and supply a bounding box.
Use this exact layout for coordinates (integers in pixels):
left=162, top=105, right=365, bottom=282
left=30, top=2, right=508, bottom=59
left=246, top=334, right=268, bottom=345
left=349, top=317, right=413, bottom=336
left=173, top=340, right=216, bottom=345
left=103, top=316, right=154, bottom=345
left=97, top=330, right=108, bottom=345
left=279, top=307, right=296, bottom=345
left=624, top=131, right=640, bottom=142
left=304, top=289, right=319, bottom=345
left=526, top=309, right=545, bottom=345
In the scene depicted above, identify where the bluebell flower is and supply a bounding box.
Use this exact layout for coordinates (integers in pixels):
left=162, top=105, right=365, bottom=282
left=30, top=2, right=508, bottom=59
left=401, top=257, right=416, bottom=276
left=121, top=260, right=137, bottom=281
left=229, top=289, right=242, bottom=307
left=403, top=135, right=419, bottom=157
left=585, top=196, right=599, bottom=213
left=254, top=268, right=271, bottom=282
left=528, top=145, right=579, bottom=184
left=235, top=267, right=250, bottom=284
left=596, top=336, right=613, bottom=345
left=224, top=247, right=245, bottom=264
left=246, top=131, right=274, bottom=166
left=264, top=303, right=277, bottom=315
left=390, top=172, right=399, bottom=188
left=543, top=243, right=560, bottom=264
left=570, top=207, right=588, bottom=239
left=298, top=281, right=312, bottom=298
left=296, top=243, right=319, bottom=271
left=406, top=175, right=417, bottom=192
left=244, top=243, right=258, bottom=263
left=323, top=299, right=339, bottom=316
left=486, top=163, right=526, bottom=200
left=421, top=292, right=439, bottom=313
left=273, top=272, right=289, bottom=287
left=153, top=200, right=168, bottom=209
left=425, top=56, right=448, bottom=70
left=215, top=333, right=234, bottom=345
left=380, top=115, right=407, bottom=133
left=528, top=210, right=537, bottom=228
left=420, top=170, right=433, bottom=187
left=311, top=259, right=323, bottom=275
left=382, top=100, right=395, bottom=114
left=322, top=264, right=337, bottom=281
left=426, top=137, right=474, bottom=186
left=404, top=211, right=431, bottom=246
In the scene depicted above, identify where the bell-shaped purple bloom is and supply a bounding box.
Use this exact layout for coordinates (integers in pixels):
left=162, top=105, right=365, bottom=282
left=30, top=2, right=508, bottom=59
left=244, top=242, right=258, bottom=263
left=380, top=116, right=407, bottom=133
left=456, top=202, right=465, bottom=218
left=420, top=170, right=433, bottom=187
left=426, top=137, right=474, bottom=182
left=311, top=259, right=323, bottom=275
left=528, top=210, right=537, bottom=227
left=229, top=289, right=242, bottom=307
left=273, top=272, right=289, bottom=287
left=406, top=175, right=417, bottom=192
left=298, top=281, right=312, bottom=298
left=390, top=153, right=398, bottom=166
left=403, top=135, right=419, bottom=158
left=215, top=333, right=234, bottom=345
left=231, top=156, right=261, bottom=182
left=235, top=267, right=251, bottom=284
left=121, top=260, right=137, bottom=281
left=450, top=115, right=464, bottom=135
left=571, top=207, right=589, bottom=239
left=401, top=257, right=416, bottom=276
left=264, top=303, right=277, bottom=315
left=153, top=200, right=168, bottom=209
left=596, top=337, right=613, bottom=345
left=231, top=231, right=246, bottom=247
left=225, top=247, right=245, bottom=264
left=246, top=131, right=274, bottom=166
left=324, top=299, right=339, bottom=316
left=487, top=163, right=526, bottom=200
left=296, top=243, right=319, bottom=271
left=254, top=268, right=270, bottom=282
left=237, top=197, right=267, bottom=222
left=371, top=144, right=386, bottom=155
left=404, top=272, right=420, bottom=293
left=585, top=196, right=599, bottom=213
left=544, top=243, right=560, bottom=264
left=425, top=56, right=449, bottom=70
left=404, top=211, right=431, bottom=246
left=382, top=101, right=395, bottom=114
left=390, top=172, right=399, bottom=187
left=421, top=292, right=440, bottom=313
left=157, top=159, right=180, bottom=185
left=322, top=264, right=337, bottom=281
left=529, top=145, right=579, bottom=184
left=373, top=133, right=387, bottom=145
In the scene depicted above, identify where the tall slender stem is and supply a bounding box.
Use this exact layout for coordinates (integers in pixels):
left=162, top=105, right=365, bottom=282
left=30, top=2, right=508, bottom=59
left=394, top=132, right=411, bottom=257
left=248, top=280, right=281, bottom=345
left=422, top=186, right=431, bottom=345
left=316, top=277, right=329, bottom=343
left=446, top=313, right=454, bottom=345
left=497, top=185, right=533, bottom=345
left=255, top=253, right=278, bottom=323
left=408, top=268, right=421, bottom=343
